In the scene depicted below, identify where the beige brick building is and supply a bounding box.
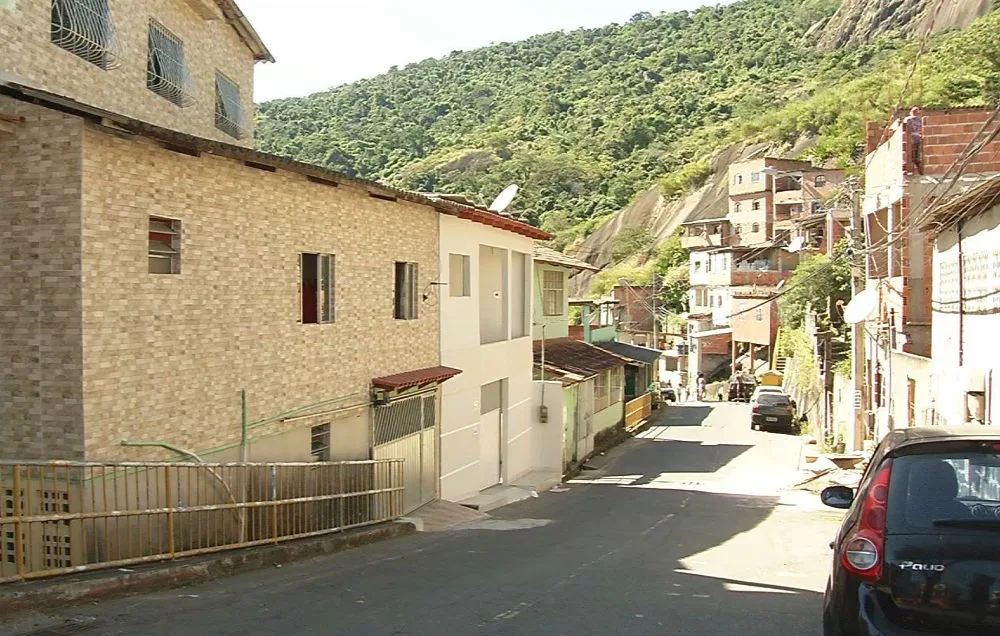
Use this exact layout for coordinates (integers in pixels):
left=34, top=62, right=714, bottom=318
left=0, top=0, right=270, bottom=145
left=0, top=89, right=462, bottom=471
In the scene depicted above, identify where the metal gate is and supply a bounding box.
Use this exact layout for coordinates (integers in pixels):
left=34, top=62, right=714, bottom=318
left=372, top=392, right=437, bottom=513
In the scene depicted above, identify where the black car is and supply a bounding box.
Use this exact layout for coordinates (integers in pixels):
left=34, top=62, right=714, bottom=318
left=821, top=427, right=1000, bottom=635
left=729, top=379, right=755, bottom=402
left=750, top=392, right=794, bottom=431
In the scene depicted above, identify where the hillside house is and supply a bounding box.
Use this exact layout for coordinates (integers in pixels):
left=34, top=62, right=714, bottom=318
left=532, top=247, right=629, bottom=469
left=921, top=177, right=1000, bottom=427
left=861, top=108, right=1000, bottom=439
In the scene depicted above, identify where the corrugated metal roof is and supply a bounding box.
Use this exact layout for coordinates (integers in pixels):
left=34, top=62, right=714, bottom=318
left=533, top=245, right=600, bottom=271
left=596, top=341, right=663, bottom=364
left=533, top=338, right=625, bottom=378
left=922, top=175, right=1000, bottom=233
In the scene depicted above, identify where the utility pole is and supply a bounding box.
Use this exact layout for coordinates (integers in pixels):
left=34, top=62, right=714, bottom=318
left=848, top=178, right=869, bottom=452
left=651, top=271, right=658, bottom=350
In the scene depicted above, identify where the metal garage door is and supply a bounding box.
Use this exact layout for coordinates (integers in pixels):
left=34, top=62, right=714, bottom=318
left=372, top=392, right=437, bottom=513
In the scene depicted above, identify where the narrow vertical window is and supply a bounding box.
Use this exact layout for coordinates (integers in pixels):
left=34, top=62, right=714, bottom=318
left=448, top=254, right=470, bottom=297
left=301, top=253, right=334, bottom=324
left=394, top=262, right=418, bottom=320
left=542, top=270, right=564, bottom=316
left=311, top=423, right=330, bottom=461
left=148, top=216, right=180, bottom=274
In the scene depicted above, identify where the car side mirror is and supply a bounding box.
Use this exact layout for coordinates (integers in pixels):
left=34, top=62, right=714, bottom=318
left=820, top=485, right=854, bottom=509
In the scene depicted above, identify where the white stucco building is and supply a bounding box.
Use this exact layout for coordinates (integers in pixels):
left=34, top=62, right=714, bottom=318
left=436, top=200, right=553, bottom=503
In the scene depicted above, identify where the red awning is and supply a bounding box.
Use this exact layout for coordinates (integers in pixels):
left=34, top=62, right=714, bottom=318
left=371, top=366, right=462, bottom=391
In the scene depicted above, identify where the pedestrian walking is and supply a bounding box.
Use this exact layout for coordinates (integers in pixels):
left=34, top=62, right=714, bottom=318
left=717, top=386, right=725, bottom=402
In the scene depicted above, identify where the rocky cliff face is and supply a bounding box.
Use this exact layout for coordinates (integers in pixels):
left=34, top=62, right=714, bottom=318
left=817, top=0, right=990, bottom=50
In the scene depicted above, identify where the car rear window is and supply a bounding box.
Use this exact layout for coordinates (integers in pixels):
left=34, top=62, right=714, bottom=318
left=887, top=447, right=1000, bottom=534
left=756, top=393, right=789, bottom=406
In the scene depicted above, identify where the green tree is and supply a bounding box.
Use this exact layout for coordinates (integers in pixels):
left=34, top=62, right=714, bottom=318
left=778, top=250, right=852, bottom=330
left=610, top=227, right=654, bottom=263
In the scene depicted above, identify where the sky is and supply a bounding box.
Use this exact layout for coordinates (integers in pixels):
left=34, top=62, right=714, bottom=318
left=238, top=0, right=736, bottom=102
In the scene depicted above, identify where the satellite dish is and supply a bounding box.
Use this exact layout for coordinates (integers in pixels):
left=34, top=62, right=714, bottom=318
left=489, top=184, right=519, bottom=213
left=785, top=236, right=806, bottom=253
left=843, top=289, right=878, bottom=324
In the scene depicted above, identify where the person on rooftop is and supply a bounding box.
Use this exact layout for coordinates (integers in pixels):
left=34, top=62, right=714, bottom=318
left=904, top=106, right=924, bottom=174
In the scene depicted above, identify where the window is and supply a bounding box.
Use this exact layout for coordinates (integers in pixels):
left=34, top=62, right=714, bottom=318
left=734, top=202, right=741, bottom=213
left=300, top=253, right=334, bottom=324
left=448, top=254, right=470, bottom=297
left=511, top=252, right=529, bottom=338
left=752, top=200, right=761, bottom=211
left=812, top=202, right=823, bottom=214
left=737, top=175, right=743, bottom=184
left=751, top=172, right=761, bottom=183
left=147, top=22, right=188, bottom=106
left=148, top=216, right=180, bottom=274
left=751, top=222, right=760, bottom=233
left=310, top=424, right=330, bottom=462
left=814, top=175, right=827, bottom=187
left=542, top=270, right=563, bottom=316
left=734, top=224, right=742, bottom=234
left=394, top=262, right=418, bottom=320
left=51, top=0, right=116, bottom=69
left=215, top=72, right=244, bottom=139
left=756, top=307, right=763, bottom=321
left=594, top=370, right=610, bottom=411
left=611, top=367, right=623, bottom=405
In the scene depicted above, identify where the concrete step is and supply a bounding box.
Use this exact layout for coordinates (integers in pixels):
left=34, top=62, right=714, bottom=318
left=403, top=499, right=489, bottom=532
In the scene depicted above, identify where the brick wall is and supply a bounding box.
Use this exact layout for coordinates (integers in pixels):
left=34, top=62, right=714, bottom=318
left=921, top=110, right=1000, bottom=176
left=0, top=97, right=86, bottom=459
left=77, top=124, right=441, bottom=459
left=0, top=0, right=257, bottom=145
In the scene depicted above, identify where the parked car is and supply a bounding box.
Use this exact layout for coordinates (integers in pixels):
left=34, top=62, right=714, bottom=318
left=750, top=385, right=785, bottom=403
left=820, top=427, right=1000, bottom=636
left=749, top=392, right=794, bottom=431
left=660, top=384, right=677, bottom=404
left=728, top=379, right=755, bottom=402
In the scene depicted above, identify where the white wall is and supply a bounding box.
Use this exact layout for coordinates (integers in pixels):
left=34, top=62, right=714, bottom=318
left=439, top=215, right=539, bottom=502
left=863, top=122, right=906, bottom=216
left=931, top=202, right=1000, bottom=426
left=532, top=381, right=565, bottom=472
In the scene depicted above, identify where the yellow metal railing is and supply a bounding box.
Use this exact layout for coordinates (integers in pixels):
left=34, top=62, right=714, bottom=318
left=0, top=459, right=403, bottom=583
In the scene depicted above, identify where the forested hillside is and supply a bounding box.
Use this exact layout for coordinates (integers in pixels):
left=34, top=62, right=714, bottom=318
left=255, top=0, right=999, bottom=233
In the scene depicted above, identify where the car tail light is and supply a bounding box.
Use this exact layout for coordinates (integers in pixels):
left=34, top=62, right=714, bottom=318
left=840, top=458, right=893, bottom=582
left=752, top=404, right=760, bottom=412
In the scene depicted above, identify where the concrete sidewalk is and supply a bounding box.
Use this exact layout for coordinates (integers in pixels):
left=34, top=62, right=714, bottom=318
left=0, top=521, right=414, bottom=620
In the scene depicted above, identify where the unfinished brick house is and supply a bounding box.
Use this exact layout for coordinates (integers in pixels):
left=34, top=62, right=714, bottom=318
left=861, top=108, right=1000, bottom=438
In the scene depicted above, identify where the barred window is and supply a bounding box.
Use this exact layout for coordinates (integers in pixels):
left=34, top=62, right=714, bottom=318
left=147, top=22, right=189, bottom=106
left=394, top=262, right=418, bottom=320
left=51, top=0, right=117, bottom=69
left=148, top=216, right=180, bottom=274
left=215, top=73, right=245, bottom=139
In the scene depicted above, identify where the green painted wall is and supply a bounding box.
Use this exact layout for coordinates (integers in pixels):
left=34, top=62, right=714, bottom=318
left=562, top=384, right=578, bottom=465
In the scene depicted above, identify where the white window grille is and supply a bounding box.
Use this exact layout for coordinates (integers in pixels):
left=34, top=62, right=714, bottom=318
left=147, top=22, right=194, bottom=107
left=148, top=216, right=180, bottom=274
left=50, top=0, right=120, bottom=69
left=215, top=73, right=247, bottom=139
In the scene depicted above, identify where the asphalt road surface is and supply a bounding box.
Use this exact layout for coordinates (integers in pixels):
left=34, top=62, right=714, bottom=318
left=6, top=403, right=846, bottom=636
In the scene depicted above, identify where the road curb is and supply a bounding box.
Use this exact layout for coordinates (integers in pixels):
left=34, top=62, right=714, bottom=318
left=0, top=521, right=415, bottom=620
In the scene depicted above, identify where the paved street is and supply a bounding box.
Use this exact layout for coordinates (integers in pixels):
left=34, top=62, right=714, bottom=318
left=6, top=403, right=845, bottom=636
